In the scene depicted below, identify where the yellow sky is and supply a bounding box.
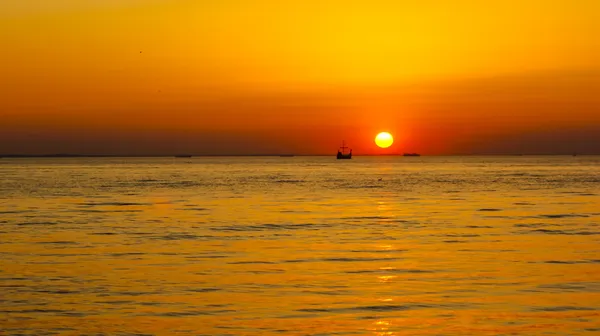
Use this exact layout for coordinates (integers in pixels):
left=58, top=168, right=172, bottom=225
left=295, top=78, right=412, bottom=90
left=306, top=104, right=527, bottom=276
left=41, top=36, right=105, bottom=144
left=1, top=0, right=599, bottom=154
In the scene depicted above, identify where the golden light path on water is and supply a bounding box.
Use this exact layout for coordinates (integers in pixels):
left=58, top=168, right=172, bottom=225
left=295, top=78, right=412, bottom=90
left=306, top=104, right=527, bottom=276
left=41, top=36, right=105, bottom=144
left=0, top=156, right=599, bottom=335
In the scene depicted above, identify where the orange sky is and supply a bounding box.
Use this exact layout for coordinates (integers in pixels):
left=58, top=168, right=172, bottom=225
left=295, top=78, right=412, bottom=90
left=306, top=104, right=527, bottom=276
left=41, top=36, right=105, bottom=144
left=1, top=0, right=599, bottom=155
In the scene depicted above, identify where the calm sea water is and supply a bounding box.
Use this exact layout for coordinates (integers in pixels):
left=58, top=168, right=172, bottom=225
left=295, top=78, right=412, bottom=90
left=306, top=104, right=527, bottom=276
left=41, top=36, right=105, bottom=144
left=1, top=156, right=599, bottom=335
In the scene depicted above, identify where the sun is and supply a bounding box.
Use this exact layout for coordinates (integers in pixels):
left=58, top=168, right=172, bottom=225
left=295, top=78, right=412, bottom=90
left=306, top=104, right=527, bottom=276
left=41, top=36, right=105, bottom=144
left=375, top=132, right=394, bottom=148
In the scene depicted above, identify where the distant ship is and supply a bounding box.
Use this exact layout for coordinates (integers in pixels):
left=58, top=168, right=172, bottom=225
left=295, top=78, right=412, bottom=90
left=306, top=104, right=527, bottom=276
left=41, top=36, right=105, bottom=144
left=337, top=141, right=352, bottom=159
left=403, top=153, right=420, bottom=157
left=175, top=155, right=192, bottom=158
left=280, top=154, right=295, bottom=157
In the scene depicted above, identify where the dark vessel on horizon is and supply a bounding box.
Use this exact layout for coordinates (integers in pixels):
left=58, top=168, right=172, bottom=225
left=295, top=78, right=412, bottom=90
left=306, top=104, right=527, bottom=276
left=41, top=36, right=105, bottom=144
left=403, top=153, right=420, bottom=157
left=175, top=155, right=192, bottom=158
left=337, top=141, right=352, bottom=159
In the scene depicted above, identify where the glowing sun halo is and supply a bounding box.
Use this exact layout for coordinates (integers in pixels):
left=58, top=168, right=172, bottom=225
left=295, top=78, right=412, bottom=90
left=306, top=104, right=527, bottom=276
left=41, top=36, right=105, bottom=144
left=375, top=132, right=394, bottom=148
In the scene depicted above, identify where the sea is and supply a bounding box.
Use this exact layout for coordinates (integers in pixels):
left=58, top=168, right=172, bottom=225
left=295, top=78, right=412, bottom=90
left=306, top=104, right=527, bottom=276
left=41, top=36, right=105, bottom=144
left=1, top=156, right=599, bottom=335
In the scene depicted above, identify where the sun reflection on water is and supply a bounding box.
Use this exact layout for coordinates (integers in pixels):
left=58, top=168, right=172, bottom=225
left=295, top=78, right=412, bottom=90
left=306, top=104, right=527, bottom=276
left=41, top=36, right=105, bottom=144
left=371, top=320, right=396, bottom=336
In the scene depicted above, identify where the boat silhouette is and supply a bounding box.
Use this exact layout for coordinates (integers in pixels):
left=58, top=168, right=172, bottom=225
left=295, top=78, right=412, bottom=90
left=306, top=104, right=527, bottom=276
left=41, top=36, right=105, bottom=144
left=337, top=141, right=352, bottom=159
left=403, top=153, right=420, bottom=157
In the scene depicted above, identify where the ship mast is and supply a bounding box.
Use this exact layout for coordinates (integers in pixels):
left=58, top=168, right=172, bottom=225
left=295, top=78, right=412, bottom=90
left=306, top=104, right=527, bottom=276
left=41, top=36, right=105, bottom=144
left=340, top=141, right=348, bottom=154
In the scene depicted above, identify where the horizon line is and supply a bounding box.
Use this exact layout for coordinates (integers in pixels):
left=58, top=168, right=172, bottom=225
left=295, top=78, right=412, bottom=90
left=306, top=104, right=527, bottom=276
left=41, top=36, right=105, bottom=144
left=0, top=153, right=595, bottom=158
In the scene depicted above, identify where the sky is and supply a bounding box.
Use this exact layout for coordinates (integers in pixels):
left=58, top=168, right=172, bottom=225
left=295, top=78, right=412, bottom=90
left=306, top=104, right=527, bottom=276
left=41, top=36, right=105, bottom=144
left=1, top=0, right=599, bottom=155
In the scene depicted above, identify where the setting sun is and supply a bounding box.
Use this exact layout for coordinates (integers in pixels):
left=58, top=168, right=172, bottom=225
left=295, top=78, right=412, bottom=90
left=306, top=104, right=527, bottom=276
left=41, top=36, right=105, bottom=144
left=375, top=132, right=394, bottom=148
